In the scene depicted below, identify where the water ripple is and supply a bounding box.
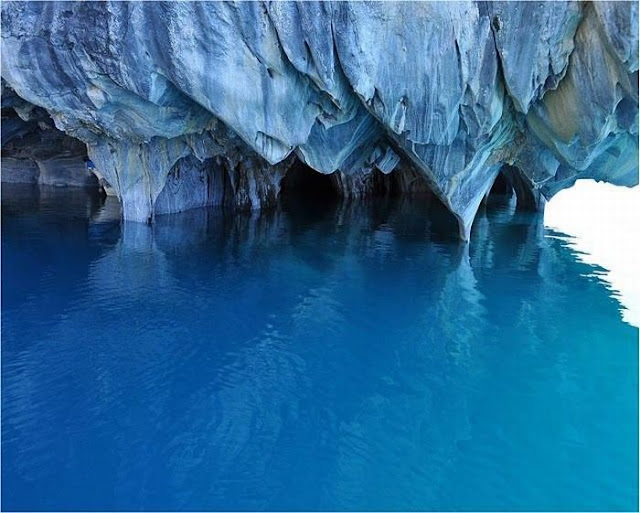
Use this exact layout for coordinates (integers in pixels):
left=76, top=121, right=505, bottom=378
left=1, top=185, right=637, bottom=511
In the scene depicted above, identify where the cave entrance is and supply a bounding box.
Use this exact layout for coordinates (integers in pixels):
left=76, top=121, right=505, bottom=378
left=489, top=168, right=514, bottom=197
left=1, top=97, right=100, bottom=189
left=279, top=160, right=340, bottom=204
left=487, top=164, right=541, bottom=212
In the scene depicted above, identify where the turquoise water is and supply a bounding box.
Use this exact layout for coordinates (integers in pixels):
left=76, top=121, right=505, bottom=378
left=2, top=184, right=638, bottom=511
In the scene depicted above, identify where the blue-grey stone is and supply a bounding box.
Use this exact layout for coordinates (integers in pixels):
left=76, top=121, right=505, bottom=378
left=1, top=1, right=637, bottom=238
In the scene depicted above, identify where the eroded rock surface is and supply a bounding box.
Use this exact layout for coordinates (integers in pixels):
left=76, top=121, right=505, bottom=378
left=1, top=1, right=637, bottom=238
left=1, top=81, right=98, bottom=187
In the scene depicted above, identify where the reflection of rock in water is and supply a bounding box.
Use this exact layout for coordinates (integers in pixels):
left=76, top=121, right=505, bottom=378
left=2, top=187, right=637, bottom=510
left=1, top=184, right=117, bottom=321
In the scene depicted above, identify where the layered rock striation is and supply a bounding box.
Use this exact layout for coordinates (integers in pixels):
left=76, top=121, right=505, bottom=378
left=1, top=1, right=638, bottom=238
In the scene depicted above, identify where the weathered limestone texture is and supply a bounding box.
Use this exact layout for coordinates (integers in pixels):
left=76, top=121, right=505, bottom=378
left=1, top=1, right=637, bottom=237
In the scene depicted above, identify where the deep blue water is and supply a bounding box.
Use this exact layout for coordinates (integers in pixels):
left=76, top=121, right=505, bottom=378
left=2, top=184, right=638, bottom=511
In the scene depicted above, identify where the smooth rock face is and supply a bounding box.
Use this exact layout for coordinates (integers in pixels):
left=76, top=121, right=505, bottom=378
left=1, top=1, right=638, bottom=238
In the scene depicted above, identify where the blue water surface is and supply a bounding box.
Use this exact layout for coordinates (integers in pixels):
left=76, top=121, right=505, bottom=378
left=2, top=184, right=638, bottom=511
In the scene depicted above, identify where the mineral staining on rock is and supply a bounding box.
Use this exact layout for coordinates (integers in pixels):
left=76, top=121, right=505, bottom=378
left=1, top=1, right=637, bottom=238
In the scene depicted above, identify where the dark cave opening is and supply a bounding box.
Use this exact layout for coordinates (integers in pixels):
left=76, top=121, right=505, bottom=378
left=279, top=160, right=341, bottom=206
left=1, top=100, right=100, bottom=189
left=489, top=168, right=514, bottom=197
left=486, top=164, right=541, bottom=213
left=278, top=159, right=462, bottom=241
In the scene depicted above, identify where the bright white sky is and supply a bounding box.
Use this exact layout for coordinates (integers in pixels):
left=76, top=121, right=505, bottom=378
left=544, top=180, right=640, bottom=328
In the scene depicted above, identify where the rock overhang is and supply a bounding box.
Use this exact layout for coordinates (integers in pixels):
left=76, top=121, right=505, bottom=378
left=1, top=1, right=637, bottom=239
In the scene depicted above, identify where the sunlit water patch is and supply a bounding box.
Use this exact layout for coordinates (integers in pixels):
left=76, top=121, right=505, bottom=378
left=2, top=184, right=638, bottom=511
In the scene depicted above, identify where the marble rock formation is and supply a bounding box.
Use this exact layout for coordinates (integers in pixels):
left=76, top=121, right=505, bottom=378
left=1, top=1, right=638, bottom=238
left=1, top=81, right=98, bottom=187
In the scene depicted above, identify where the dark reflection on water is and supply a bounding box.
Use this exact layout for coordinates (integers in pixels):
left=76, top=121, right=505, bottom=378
left=2, top=184, right=638, bottom=511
